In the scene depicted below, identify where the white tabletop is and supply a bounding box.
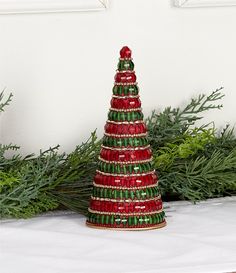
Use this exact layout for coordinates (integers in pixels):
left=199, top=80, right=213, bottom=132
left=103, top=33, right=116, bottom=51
left=1, top=197, right=236, bottom=273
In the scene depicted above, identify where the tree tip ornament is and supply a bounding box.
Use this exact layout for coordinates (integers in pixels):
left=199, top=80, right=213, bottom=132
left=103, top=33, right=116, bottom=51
left=120, top=46, right=132, bottom=59
left=86, top=47, right=166, bottom=230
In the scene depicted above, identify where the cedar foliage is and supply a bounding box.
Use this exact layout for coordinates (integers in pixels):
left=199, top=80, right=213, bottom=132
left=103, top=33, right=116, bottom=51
left=0, top=88, right=235, bottom=219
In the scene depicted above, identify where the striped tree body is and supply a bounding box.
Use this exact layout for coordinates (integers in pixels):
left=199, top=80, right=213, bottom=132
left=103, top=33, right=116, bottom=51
left=86, top=46, right=166, bottom=230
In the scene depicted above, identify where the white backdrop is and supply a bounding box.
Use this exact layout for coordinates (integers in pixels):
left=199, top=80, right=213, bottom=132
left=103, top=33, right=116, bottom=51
left=0, top=0, right=235, bottom=155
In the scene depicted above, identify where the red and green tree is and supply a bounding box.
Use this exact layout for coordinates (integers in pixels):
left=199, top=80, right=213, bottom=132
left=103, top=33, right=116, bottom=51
left=86, top=46, right=166, bottom=230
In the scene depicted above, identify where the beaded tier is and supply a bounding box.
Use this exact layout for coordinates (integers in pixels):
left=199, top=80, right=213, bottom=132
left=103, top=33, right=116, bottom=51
left=86, top=46, right=166, bottom=230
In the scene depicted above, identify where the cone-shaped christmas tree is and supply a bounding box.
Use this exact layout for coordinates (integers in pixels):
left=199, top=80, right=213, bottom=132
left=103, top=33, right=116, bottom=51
left=86, top=46, right=166, bottom=230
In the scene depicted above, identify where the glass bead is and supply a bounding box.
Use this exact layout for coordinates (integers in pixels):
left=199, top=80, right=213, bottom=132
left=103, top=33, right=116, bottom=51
left=123, top=86, right=129, bottom=95
left=107, top=189, right=112, bottom=199
left=118, top=60, right=134, bottom=71
left=133, top=216, right=138, bottom=226
left=134, top=138, right=139, bottom=146
left=110, top=164, right=115, bottom=173
left=121, top=112, right=125, bottom=121
left=104, top=188, right=108, bottom=198
left=122, top=164, right=127, bottom=174
left=116, top=112, right=120, bottom=121
left=121, top=218, right=127, bottom=225
left=128, top=138, right=133, bottom=146
left=145, top=202, right=150, bottom=212
left=130, top=191, right=135, bottom=199
left=145, top=188, right=150, bottom=198
left=128, top=216, right=133, bottom=226
left=92, top=188, right=96, bottom=197
left=134, top=165, right=140, bottom=173
left=113, top=190, right=118, bottom=199
left=124, top=202, right=129, bottom=213
left=118, top=86, right=123, bottom=95
left=121, top=177, right=127, bottom=187
left=112, top=86, right=118, bottom=95
left=120, top=46, right=132, bottom=58
left=129, top=99, right=136, bottom=107
left=153, top=187, right=157, bottom=196
left=138, top=217, right=144, bottom=224
left=131, top=112, right=136, bottom=120
left=101, top=215, right=105, bottom=224
left=113, top=203, right=118, bottom=212
left=105, top=215, right=110, bottom=225
left=115, top=217, right=121, bottom=225
left=118, top=153, right=125, bottom=162
left=127, top=112, right=131, bottom=122
left=130, top=203, right=135, bottom=213
left=115, top=72, right=136, bottom=83
left=129, top=85, right=138, bottom=95
left=99, top=188, right=103, bottom=198
left=141, top=190, right=147, bottom=198
left=140, top=138, right=144, bottom=146
left=96, top=214, right=100, bottom=224
left=136, top=190, right=141, bottom=199
left=114, top=178, right=121, bottom=185
left=118, top=204, right=125, bottom=212
left=110, top=215, right=115, bottom=225
left=122, top=98, right=129, bottom=108
left=143, top=175, right=150, bottom=185
left=144, top=216, right=150, bottom=224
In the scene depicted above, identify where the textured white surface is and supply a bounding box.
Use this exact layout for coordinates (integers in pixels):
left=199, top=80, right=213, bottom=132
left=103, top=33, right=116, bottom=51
left=1, top=197, right=236, bottom=273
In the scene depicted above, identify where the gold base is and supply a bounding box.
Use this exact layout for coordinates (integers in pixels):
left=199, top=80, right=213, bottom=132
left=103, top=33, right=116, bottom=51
left=86, top=220, right=166, bottom=231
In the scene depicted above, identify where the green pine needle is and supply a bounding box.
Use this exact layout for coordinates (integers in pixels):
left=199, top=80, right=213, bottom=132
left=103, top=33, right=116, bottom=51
left=0, top=87, right=236, bottom=219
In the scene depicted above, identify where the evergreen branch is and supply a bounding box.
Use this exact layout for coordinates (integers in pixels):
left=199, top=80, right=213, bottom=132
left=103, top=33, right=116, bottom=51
left=1, top=88, right=236, bottom=219
left=0, top=144, right=21, bottom=171
left=158, top=148, right=236, bottom=201
left=0, top=90, right=13, bottom=112
left=146, top=88, right=224, bottom=149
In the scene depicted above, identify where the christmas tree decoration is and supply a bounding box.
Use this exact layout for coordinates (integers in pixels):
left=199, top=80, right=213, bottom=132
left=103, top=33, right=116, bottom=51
left=86, top=46, right=166, bottom=230
left=1, top=87, right=235, bottom=220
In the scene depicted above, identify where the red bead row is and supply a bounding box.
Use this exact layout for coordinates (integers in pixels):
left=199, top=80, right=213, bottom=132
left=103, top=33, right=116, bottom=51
left=94, top=173, right=158, bottom=187
left=100, top=148, right=152, bottom=162
left=115, top=72, right=136, bottom=83
left=89, top=199, right=162, bottom=213
left=110, top=97, right=141, bottom=109
left=104, top=122, right=147, bottom=135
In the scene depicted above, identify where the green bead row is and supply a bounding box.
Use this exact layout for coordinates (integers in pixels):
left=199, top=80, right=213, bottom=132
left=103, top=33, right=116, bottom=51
left=98, top=161, right=153, bottom=174
left=93, top=186, right=159, bottom=200
left=117, top=60, right=134, bottom=71
left=113, top=85, right=139, bottom=96
left=88, top=211, right=165, bottom=226
left=103, top=136, right=149, bottom=147
left=108, top=110, right=143, bottom=122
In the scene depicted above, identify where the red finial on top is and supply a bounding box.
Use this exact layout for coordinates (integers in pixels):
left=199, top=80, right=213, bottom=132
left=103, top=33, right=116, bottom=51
left=120, top=46, right=132, bottom=58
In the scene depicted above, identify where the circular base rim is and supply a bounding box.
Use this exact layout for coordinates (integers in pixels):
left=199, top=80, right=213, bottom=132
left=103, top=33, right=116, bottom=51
left=86, top=220, right=166, bottom=231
